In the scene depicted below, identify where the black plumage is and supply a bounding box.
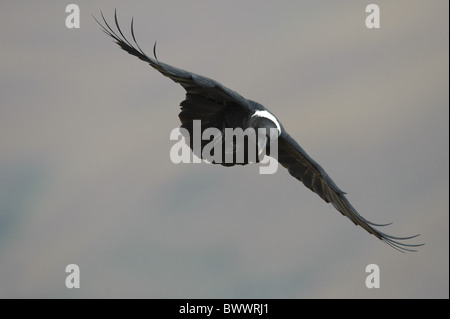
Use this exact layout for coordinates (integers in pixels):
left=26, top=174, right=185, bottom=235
left=94, top=11, right=423, bottom=252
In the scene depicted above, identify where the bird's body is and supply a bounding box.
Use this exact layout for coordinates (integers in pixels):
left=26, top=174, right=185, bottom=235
left=95, top=11, right=423, bottom=252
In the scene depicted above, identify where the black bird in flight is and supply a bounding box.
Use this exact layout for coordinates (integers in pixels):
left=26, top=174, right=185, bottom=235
left=95, top=11, right=423, bottom=252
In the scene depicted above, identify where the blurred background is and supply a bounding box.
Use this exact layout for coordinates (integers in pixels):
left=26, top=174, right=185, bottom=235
left=0, top=0, right=448, bottom=298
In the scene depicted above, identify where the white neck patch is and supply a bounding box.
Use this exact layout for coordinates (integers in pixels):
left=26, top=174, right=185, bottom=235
left=252, top=110, right=281, bottom=134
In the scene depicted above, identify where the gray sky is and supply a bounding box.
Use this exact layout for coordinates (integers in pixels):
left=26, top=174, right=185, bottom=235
left=0, top=1, right=448, bottom=298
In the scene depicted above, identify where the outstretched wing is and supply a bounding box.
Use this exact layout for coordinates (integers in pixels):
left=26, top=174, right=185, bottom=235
left=93, top=10, right=250, bottom=109
left=277, top=132, right=423, bottom=252
left=94, top=11, right=258, bottom=165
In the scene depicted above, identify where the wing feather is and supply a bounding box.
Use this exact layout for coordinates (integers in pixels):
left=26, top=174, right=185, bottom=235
left=277, top=132, right=423, bottom=252
left=93, top=10, right=250, bottom=109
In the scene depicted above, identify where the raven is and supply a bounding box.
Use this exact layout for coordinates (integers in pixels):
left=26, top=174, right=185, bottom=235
left=94, top=11, right=423, bottom=252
